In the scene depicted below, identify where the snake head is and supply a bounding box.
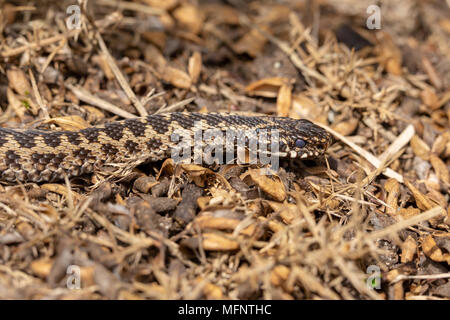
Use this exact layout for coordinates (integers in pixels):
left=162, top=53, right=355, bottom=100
left=276, top=119, right=332, bottom=159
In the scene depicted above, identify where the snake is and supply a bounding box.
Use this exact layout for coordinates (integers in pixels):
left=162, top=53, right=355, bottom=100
left=0, top=112, right=332, bottom=183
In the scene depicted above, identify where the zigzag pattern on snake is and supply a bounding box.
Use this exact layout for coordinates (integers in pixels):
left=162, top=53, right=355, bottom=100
left=0, top=112, right=332, bottom=182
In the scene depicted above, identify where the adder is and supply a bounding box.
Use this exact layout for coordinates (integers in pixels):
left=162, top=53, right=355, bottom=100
left=0, top=112, right=332, bottom=182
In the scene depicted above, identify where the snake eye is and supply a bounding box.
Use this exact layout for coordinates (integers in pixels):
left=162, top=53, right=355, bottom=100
left=295, top=139, right=306, bottom=148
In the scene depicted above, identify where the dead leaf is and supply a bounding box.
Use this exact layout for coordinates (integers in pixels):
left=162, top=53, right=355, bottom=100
left=245, top=77, right=289, bottom=98
left=421, top=57, right=442, bottom=90
left=267, top=201, right=299, bottom=224
left=422, top=235, right=450, bottom=264
left=7, top=87, right=26, bottom=119
left=16, top=221, right=35, bottom=239
left=290, top=94, right=326, bottom=123
left=202, top=4, right=240, bottom=25
left=431, top=131, right=450, bottom=156
left=429, top=154, right=449, bottom=186
left=404, top=180, right=434, bottom=210
left=332, top=118, right=359, bottom=136
left=195, top=277, right=224, bottom=299
left=267, top=219, right=285, bottom=233
left=156, top=159, right=175, bottom=179
left=233, top=27, right=268, bottom=57
left=188, top=51, right=202, bottom=84
left=142, top=0, right=177, bottom=10
left=180, top=164, right=231, bottom=190
left=410, top=135, right=431, bottom=160
left=277, top=84, right=292, bottom=117
left=30, top=258, right=53, bottom=278
left=401, top=235, right=417, bottom=263
left=384, top=178, right=400, bottom=215
left=2, top=3, right=16, bottom=24
left=182, top=232, right=239, bottom=251
left=376, top=32, right=402, bottom=76
left=43, top=116, right=90, bottom=130
left=197, top=196, right=212, bottom=210
left=194, top=216, right=256, bottom=236
left=7, top=68, right=31, bottom=96
left=173, top=4, right=204, bottom=34
left=41, top=184, right=83, bottom=202
left=420, top=88, right=440, bottom=110
left=95, top=54, right=115, bottom=80
left=270, top=265, right=290, bottom=287
left=161, top=65, right=191, bottom=89
left=398, top=207, right=421, bottom=219
left=202, top=232, right=239, bottom=251
left=142, top=31, right=166, bottom=50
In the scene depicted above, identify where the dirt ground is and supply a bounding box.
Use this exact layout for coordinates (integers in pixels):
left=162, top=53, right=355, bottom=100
left=0, top=0, right=449, bottom=300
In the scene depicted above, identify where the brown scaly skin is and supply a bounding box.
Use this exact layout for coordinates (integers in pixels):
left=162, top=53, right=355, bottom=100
left=0, top=112, right=332, bottom=182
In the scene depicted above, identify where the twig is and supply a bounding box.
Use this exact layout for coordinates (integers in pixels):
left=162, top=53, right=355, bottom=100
left=378, top=124, right=415, bottom=164
left=391, top=272, right=450, bottom=284
left=96, top=0, right=165, bottom=15
left=367, top=206, right=444, bottom=241
left=317, top=123, right=414, bottom=183
left=406, top=295, right=448, bottom=300
left=1, top=29, right=80, bottom=58
left=141, top=89, right=166, bottom=107
left=40, top=38, right=67, bottom=74
left=28, top=70, right=50, bottom=120
left=359, top=124, right=415, bottom=186
left=154, top=97, right=195, bottom=114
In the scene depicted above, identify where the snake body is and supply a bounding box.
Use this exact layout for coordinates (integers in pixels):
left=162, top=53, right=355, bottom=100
left=0, top=112, right=332, bottom=182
